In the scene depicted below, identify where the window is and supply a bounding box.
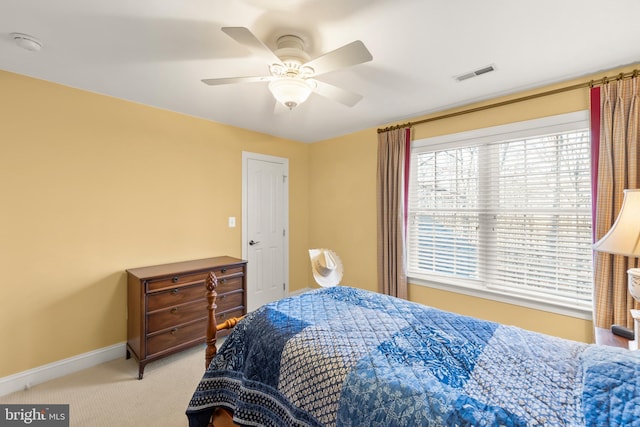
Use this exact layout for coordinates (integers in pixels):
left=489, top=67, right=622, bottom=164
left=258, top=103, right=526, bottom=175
left=407, top=112, right=592, bottom=315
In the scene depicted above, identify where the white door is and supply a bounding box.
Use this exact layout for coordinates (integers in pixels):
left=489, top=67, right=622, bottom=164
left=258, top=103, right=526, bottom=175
left=242, top=152, right=288, bottom=312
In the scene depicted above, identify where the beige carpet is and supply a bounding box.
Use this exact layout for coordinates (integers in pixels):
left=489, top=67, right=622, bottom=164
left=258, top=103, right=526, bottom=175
left=1, top=344, right=209, bottom=426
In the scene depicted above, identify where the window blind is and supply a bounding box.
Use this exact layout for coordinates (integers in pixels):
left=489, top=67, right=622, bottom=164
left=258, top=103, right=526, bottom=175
left=408, top=113, right=592, bottom=311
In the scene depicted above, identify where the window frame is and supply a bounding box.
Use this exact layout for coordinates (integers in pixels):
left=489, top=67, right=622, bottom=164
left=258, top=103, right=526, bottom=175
left=408, top=111, right=592, bottom=320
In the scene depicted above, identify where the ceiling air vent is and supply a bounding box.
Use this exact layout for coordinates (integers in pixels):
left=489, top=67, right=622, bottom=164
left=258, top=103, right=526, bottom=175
left=455, top=64, right=496, bottom=82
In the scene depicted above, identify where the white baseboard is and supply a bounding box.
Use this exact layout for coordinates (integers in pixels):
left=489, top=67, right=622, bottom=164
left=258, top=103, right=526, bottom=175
left=0, top=342, right=125, bottom=397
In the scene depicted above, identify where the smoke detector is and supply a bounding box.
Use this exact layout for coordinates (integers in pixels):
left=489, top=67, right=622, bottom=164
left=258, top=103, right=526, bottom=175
left=10, top=33, right=42, bottom=52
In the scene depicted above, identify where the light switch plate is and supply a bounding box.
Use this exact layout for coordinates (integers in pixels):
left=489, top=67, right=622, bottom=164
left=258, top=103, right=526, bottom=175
left=228, top=217, right=236, bottom=228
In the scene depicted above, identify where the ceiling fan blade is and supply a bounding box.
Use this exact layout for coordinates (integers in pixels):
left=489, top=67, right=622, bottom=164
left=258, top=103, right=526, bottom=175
left=309, top=79, right=363, bottom=107
left=221, top=27, right=282, bottom=65
left=304, top=40, right=372, bottom=76
left=201, top=76, right=272, bottom=86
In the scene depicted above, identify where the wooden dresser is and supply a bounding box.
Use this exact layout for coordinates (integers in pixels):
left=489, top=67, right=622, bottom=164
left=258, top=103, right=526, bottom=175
left=126, top=256, right=247, bottom=379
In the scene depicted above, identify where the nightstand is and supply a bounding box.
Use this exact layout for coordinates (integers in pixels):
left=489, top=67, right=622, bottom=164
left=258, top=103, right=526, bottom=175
left=594, top=327, right=630, bottom=349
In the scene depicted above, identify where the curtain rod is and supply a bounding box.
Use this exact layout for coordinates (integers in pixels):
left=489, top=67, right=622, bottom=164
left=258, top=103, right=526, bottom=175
left=377, top=69, right=639, bottom=133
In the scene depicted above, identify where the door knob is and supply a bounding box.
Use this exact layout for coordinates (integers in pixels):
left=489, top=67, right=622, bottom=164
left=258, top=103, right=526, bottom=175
left=249, top=240, right=260, bottom=246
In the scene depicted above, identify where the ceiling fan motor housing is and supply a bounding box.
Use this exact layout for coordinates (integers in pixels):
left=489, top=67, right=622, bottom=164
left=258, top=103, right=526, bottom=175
left=271, top=35, right=313, bottom=78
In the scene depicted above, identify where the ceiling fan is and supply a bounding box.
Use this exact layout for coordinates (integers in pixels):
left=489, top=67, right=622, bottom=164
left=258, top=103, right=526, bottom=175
left=202, top=27, right=373, bottom=110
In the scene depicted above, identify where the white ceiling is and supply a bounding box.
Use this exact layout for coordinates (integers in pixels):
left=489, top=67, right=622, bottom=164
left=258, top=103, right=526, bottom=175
left=1, top=0, right=639, bottom=143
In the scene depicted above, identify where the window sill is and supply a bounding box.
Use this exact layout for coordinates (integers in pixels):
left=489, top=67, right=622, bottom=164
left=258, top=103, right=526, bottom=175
left=409, top=275, right=593, bottom=320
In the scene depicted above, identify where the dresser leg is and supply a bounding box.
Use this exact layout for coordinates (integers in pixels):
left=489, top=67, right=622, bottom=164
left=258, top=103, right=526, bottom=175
left=138, top=364, right=145, bottom=380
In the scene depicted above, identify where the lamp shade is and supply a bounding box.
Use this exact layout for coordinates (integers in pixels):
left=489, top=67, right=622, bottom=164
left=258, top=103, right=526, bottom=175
left=268, top=78, right=313, bottom=109
left=593, top=189, right=640, bottom=257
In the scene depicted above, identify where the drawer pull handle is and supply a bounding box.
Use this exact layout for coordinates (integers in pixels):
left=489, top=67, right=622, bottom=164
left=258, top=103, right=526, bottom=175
left=171, top=276, right=179, bottom=283
left=221, top=268, right=227, bottom=273
left=170, top=328, right=178, bottom=334
left=219, top=295, right=225, bottom=300
left=219, top=279, right=226, bottom=284
left=171, top=288, right=179, bottom=295
left=171, top=307, right=178, bottom=314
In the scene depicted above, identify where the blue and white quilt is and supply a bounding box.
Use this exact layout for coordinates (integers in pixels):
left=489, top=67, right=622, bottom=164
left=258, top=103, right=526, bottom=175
left=186, top=287, right=640, bottom=426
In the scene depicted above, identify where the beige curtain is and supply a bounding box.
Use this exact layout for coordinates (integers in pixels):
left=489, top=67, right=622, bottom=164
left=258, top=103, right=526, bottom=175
left=594, top=76, right=640, bottom=328
left=376, top=128, right=409, bottom=299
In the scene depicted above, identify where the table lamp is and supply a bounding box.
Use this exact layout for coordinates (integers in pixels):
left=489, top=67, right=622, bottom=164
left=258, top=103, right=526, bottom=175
left=593, top=189, right=640, bottom=350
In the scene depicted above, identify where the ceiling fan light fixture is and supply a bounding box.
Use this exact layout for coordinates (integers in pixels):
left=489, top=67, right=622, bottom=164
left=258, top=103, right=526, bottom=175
left=268, top=78, right=313, bottom=109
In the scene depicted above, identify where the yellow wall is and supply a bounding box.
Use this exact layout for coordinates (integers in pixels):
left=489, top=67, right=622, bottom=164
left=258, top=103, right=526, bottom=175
left=308, top=127, right=379, bottom=291
left=0, top=70, right=310, bottom=377
left=309, top=63, right=639, bottom=344
left=3, top=63, right=636, bottom=378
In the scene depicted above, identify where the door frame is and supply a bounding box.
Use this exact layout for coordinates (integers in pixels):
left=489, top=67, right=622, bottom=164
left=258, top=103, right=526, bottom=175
left=241, top=151, right=289, bottom=302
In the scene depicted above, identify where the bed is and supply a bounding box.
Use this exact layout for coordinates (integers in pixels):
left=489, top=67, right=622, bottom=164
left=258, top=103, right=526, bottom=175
left=187, top=285, right=640, bottom=426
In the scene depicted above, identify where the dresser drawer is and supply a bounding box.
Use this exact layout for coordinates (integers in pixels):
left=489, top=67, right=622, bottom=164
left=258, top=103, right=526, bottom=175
left=147, top=318, right=207, bottom=355
left=147, top=283, right=205, bottom=311
left=147, top=299, right=207, bottom=334
left=215, top=307, right=245, bottom=325
left=216, top=275, right=244, bottom=294
left=146, top=271, right=208, bottom=293
left=216, top=290, right=243, bottom=313
left=214, top=265, right=244, bottom=278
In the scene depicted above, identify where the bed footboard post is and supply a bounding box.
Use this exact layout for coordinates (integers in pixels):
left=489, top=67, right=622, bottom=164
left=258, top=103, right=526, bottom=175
left=205, top=271, right=218, bottom=369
